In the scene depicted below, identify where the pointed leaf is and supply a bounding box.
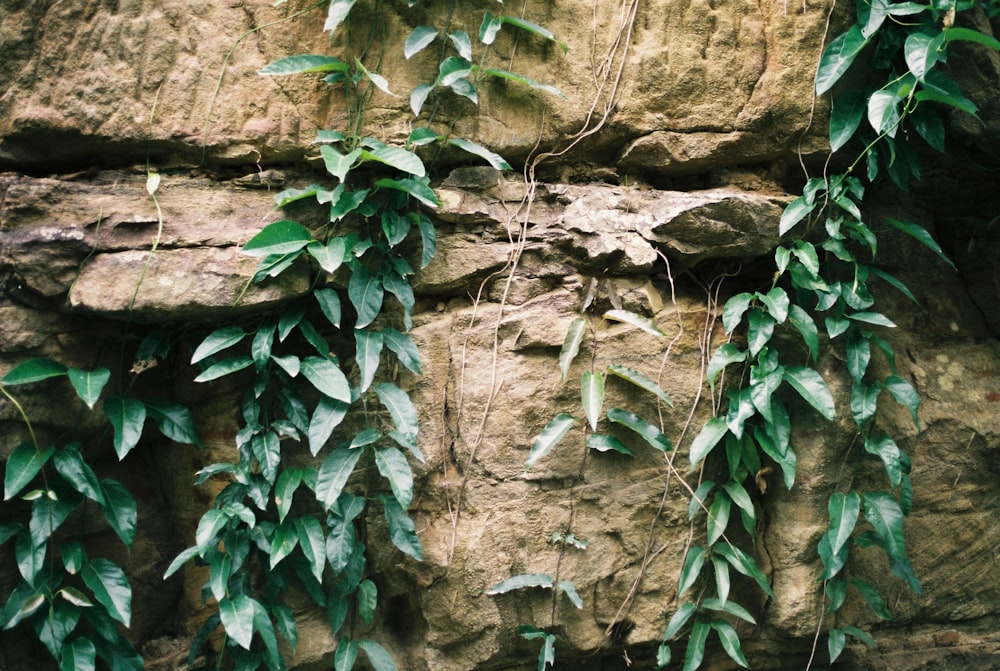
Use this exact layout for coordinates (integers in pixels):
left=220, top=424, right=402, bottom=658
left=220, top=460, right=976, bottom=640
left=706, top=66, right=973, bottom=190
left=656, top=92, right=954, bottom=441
left=2, top=358, right=67, bottom=385
left=81, top=559, right=131, bottom=626
left=607, top=408, right=672, bottom=451
left=448, top=138, right=512, bottom=171
left=359, top=639, right=397, bottom=671
left=486, top=573, right=555, bottom=594
left=677, top=545, right=705, bottom=596
left=683, top=619, right=710, bottom=671
left=242, top=220, right=313, bottom=257
left=101, top=479, right=137, bottom=547
left=4, top=443, right=55, bottom=501
left=348, top=266, right=384, bottom=329
left=604, top=309, right=665, bottom=336
left=145, top=398, right=202, bottom=446
left=586, top=433, right=634, bottom=456
left=526, top=413, right=575, bottom=469
left=374, top=383, right=421, bottom=460
left=559, top=317, right=587, bottom=381
left=309, top=397, right=349, bottom=456
left=581, top=371, right=604, bottom=431
left=885, top=375, right=920, bottom=429
left=104, top=396, right=146, bottom=460
left=375, top=176, right=440, bottom=208
left=827, top=491, right=861, bottom=556
left=67, top=368, right=110, bottom=409
left=404, top=25, right=438, bottom=58
left=375, top=447, right=413, bottom=509
left=382, top=328, right=421, bottom=375
left=315, top=287, right=343, bottom=327
left=607, top=363, right=673, bottom=406
left=316, top=447, right=364, bottom=509
left=301, top=356, right=351, bottom=403
left=219, top=595, right=255, bottom=650
left=362, top=143, right=425, bottom=177
left=54, top=445, right=105, bottom=505
left=816, top=25, right=869, bottom=95
left=689, top=416, right=728, bottom=468
left=383, top=495, right=422, bottom=560
left=194, top=355, right=253, bottom=382
left=355, top=328, right=384, bottom=394
left=783, top=366, right=836, bottom=420
left=324, top=0, right=356, bottom=33
left=295, top=516, right=326, bottom=583
left=259, top=54, right=349, bottom=76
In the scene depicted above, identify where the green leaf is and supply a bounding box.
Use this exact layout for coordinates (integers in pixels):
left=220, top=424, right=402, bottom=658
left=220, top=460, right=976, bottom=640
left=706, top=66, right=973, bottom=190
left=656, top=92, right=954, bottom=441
left=713, top=543, right=773, bottom=596
left=145, top=398, right=202, bottom=446
left=706, top=492, right=732, bottom=545
left=683, top=619, right=710, bottom=671
left=559, top=317, right=587, bottom=381
left=348, top=266, right=384, bottom=329
left=851, top=380, right=880, bottom=426
left=242, top=220, right=313, bottom=257
left=301, top=356, right=351, bottom=404
left=295, top=516, right=326, bottom=583
left=701, top=598, right=756, bottom=624
left=747, top=309, right=775, bottom=357
left=883, top=217, right=955, bottom=269
left=82, top=558, right=132, bottom=626
left=54, top=445, right=105, bottom=505
left=816, top=25, right=869, bottom=95
left=274, top=184, right=322, bottom=207
left=5, top=589, right=45, bottom=629
left=867, top=88, right=902, bottom=135
left=67, top=368, right=110, bottom=409
left=357, top=579, right=378, bottom=625
left=480, top=12, right=503, bottom=44
left=581, top=371, right=605, bottom=431
left=355, top=58, right=395, bottom=96
left=606, top=408, right=672, bottom=452
left=375, top=447, right=414, bottom=509
left=162, top=546, right=198, bottom=579
left=359, top=639, right=398, bottom=671
left=410, top=82, right=433, bottom=116
left=191, top=327, right=247, bottom=366
left=828, top=627, right=847, bottom=663
left=61, top=638, right=96, bottom=671
left=827, top=491, right=861, bottom=556
left=316, top=447, right=365, bottom=509
left=314, top=287, right=343, bottom=328
left=555, top=580, right=583, bottom=609
left=448, top=138, right=512, bottom=171
left=845, top=327, right=871, bottom=383
left=275, top=468, right=303, bottom=524
left=677, top=545, right=705, bottom=596
left=104, top=396, right=146, bottom=460
left=829, top=89, right=866, bottom=151
left=2, top=358, right=67, bottom=385
left=586, top=433, right=634, bottom=456
left=863, top=492, right=920, bottom=592
left=361, top=142, right=425, bottom=177
left=374, top=383, right=422, bottom=460
left=851, top=578, right=893, bottom=619
left=101, top=479, right=137, bottom=547
left=209, top=552, right=231, bottom=602
left=383, top=495, right=422, bottom=560
left=526, top=413, right=575, bottom=469
left=689, top=416, right=728, bottom=468
left=15, top=530, right=45, bottom=585
left=782, top=366, right=836, bottom=420
left=335, top=639, right=358, bottom=671
left=194, top=355, right=253, bottom=382
left=259, top=54, right=349, bottom=76
left=4, top=443, right=55, bottom=501
left=29, top=491, right=77, bottom=547
left=404, top=25, right=438, bottom=58
left=219, top=594, right=255, bottom=650
left=707, top=344, right=747, bottom=389
left=904, top=31, right=945, bottom=82
left=309, top=397, right=349, bottom=456
left=270, top=520, right=299, bottom=569
left=485, top=573, right=555, bottom=594
left=848, top=311, right=896, bottom=328
left=759, top=287, right=789, bottom=323
left=664, top=602, right=696, bottom=640
left=864, top=434, right=903, bottom=487
left=712, top=620, right=749, bottom=668
left=779, top=195, right=816, bottom=236
left=355, top=328, right=384, bottom=394
left=607, top=363, right=673, bottom=406
left=252, top=600, right=283, bottom=671
left=309, top=238, right=347, bottom=274
left=483, top=68, right=567, bottom=98
left=0, top=522, right=21, bottom=547
left=382, top=328, right=421, bottom=375
left=885, top=375, right=920, bottom=429
left=604, top=309, right=665, bottom=337
left=324, top=0, right=356, bottom=33
left=374, top=176, right=440, bottom=208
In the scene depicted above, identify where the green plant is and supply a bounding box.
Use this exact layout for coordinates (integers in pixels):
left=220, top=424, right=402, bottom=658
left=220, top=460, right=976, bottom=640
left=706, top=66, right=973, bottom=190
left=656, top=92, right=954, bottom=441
left=658, top=0, right=1000, bottom=668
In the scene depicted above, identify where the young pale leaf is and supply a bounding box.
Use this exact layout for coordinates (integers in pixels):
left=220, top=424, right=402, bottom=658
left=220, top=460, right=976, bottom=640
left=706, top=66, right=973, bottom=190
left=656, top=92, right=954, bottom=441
left=689, top=416, right=728, bottom=468
left=383, top=495, right=422, bottom=560
left=783, top=366, right=836, bottom=420
left=259, top=55, right=349, bottom=76
left=67, top=368, right=110, bottom=409
left=607, top=363, right=673, bottom=406
left=448, top=138, right=512, bottom=171
left=375, top=447, right=414, bottom=509
left=559, top=317, right=587, bottom=381
left=586, top=433, right=634, bottom=456
left=404, top=25, right=438, bottom=58
left=485, top=573, right=555, bottom=594
left=581, top=371, right=604, bottom=431
left=1, top=358, right=67, bottom=385
left=607, top=408, right=672, bottom=452
left=316, top=447, right=364, bottom=509
left=604, top=309, right=665, bottom=337
left=324, top=0, right=356, bottom=33
left=816, top=25, right=869, bottom=95
left=81, top=558, right=132, bottom=627
left=4, top=443, right=55, bottom=501
left=242, top=220, right=313, bottom=257
left=301, top=356, right=351, bottom=403
left=526, top=413, right=575, bottom=469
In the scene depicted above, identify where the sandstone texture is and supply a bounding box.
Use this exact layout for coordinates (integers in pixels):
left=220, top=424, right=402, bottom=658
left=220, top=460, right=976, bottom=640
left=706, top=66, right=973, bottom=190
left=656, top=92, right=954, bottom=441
left=2, top=2, right=1000, bottom=671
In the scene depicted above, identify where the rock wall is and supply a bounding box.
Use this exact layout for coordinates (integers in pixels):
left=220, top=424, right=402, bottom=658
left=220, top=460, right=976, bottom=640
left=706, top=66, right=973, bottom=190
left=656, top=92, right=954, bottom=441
left=2, top=1, right=1000, bottom=670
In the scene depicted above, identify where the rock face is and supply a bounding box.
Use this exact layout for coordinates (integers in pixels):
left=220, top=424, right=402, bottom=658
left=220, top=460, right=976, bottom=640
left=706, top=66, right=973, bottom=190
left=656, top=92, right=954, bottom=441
left=2, top=2, right=1000, bottom=671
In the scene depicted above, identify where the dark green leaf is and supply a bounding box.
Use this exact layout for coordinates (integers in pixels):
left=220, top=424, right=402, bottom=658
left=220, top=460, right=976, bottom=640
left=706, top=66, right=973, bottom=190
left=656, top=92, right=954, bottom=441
left=67, top=368, right=110, bottom=409
left=145, top=398, right=202, bottom=446
left=315, top=288, right=343, bottom=328
left=357, top=579, right=378, bottom=625
left=849, top=311, right=896, bottom=328
left=104, top=396, right=146, bottom=460
left=851, top=578, right=892, bottom=619
left=383, top=495, right=422, bottom=560
left=828, top=627, right=847, bottom=663
left=677, top=546, right=705, bottom=596
left=301, top=356, right=351, bottom=404
left=259, top=54, right=349, bottom=76
left=559, top=317, right=587, bottom=381
left=883, top=217, right=955, bottom=268
left=713, top=544, right=773, bottom=596
left=316, top=447, right=364, bottom=509
left=485, top=573, right=554, bottom=594
left=867, top=88, right=903, bottom=135
left=269, top=520, right=299, bottom=569
left=607, top=408, right=672, bottom=451
left=415, top=213, right=436, bottom=268
left=274, top=184, right=322, bottom=208
left=706, top=492, right=732, bottom=545
left=375, top=176, right=440, bottom=208
left=683, top=619, right=710, bottom=671
left=759, top=286, right=789, bottom=323
left=335, top=639, right=357, bottom=671
left=607, top=363, right=673, bottom=406
left=309, top=397, right=349, bottom=456
left=779, top=195, right=816, bottom=236
left=747, top=309, right=775, bottom=357
left=15, top=530, right=45, bottom=585
left=4, top=443, right=54, bottom=501
left=35, top=599, right=80, bottom=658
left=194, top=355, right=253, bottom=382
left=726, top=388, right=755, bottom=439
left=689, top=416, right=728, bottom=468
left=864, top=434, right=903, bottom=487
left=448, top=138, right=512, bottom=171
left=904, top=31, right=945, bottom=82
left=219, top=594, right=255, bottom=650
left=885, top=375, right=920, bottom=429
left=60, top=637, right=96, bottom=671
left=382, top=328, right=421, bottom=375
left=348, top=266, right=384, bottom=329
left=375, top=447, right=414, bottom=509
left=526, top=413, right=575, bottom=469
left=355, top=328, right=383, bottom=394
left=82, top=559, right=131, bottom=626
left=664, top=601, right=696, bottom=640
left=2, top=358, right=67, bottom=385
left=0, top=522, right=21, bottom=547
left=701, top=597, right=756, bottom=624
left=712, top=619, right=749, bottom=668
left=362, top=143, right=425, bottom=177
left=54, top=445, right=104, bottom=505
left=783, top=366, right=836, bottom=420
left=375, top=383, right=422, bottom=460
left=242, top=220, right=313, bottom=257
left=295, top=516, right=326, bottom=583
left=830, top=89, right=866, bottom=152
left=101, top=479, right=137, bottom=547
left=707, top=344, right=747, bottom=389
left=586, top=433, right=633, bottom=456
left=827, top=491, right=861, bottom=556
